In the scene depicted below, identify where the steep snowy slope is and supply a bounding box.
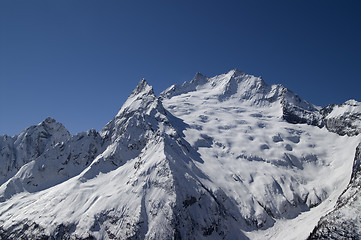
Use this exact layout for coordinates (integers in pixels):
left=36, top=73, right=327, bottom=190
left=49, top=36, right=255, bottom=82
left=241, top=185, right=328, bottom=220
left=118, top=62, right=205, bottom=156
left=0, top=70, right=360, bottom=239
left=308, top=142, right=361, bottom=239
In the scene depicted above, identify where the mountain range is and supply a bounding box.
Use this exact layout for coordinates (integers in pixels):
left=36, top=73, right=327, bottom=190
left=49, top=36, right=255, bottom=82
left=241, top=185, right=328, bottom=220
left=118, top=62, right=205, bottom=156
left=0, top=69, right=360, bottom=239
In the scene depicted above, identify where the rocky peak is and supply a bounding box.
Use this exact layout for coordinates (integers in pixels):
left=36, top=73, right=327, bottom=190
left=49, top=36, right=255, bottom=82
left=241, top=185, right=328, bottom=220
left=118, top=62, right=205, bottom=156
left=41, top=116, right=56, bottom=124
left=14, top=117, right=70, bottom=156
left=0, top=118, right=71, bottom=186
left=190, top=72, right=208, bottom=85
left=100, top=79, right=169, bottom=148
left=113, top=78, right=159, bottom=119
left=130, top=78, right=154, bottom=97
left=277, top=86, right=323, bottom=127
left=322, top=99, right=361, bottom=136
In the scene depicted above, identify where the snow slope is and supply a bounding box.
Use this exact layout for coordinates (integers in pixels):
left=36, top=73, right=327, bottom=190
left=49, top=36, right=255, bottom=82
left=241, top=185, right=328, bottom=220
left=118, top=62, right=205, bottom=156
left=161, top=70, right=361, bottom=239
left=0, top=69, right=360, bottom=239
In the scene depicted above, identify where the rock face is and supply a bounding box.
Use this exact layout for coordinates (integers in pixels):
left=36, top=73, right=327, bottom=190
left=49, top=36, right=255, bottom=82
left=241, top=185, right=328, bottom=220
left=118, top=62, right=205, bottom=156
left=280, top=88, right=324, bottom=127
left=308, top=142, right=361, bottom=239
left=0, top=70, right=360, bottom=239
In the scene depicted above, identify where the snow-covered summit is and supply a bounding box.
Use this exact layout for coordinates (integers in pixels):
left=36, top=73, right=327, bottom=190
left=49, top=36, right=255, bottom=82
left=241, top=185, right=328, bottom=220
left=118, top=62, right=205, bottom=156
left=0, top=129, right=102, bottom=201
left=161, top=69, right=265, bottom=101
left=100, top=78, right=167, bottom=143
left=114, top=78, right=157, bottom=117
left=161, top=69, right=268, bottom=101
left=162, top=69, right=323, bottom=127
left=0, top=117, right=70, bottom=186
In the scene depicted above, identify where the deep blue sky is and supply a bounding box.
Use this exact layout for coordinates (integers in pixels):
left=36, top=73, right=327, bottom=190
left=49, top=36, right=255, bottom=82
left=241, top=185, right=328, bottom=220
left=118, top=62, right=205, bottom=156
left=1, top=1, right=360, bottom=136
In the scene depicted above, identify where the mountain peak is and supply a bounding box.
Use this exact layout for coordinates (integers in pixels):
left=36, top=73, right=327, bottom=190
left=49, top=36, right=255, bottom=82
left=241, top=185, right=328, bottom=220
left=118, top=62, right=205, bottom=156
left=114, top=78, right=157, bottom=117
left=190, top=72, right=208, bottom=85
left=344, top=99, right=360, bottom=107
left=192, top=72, right=206, bottom=80
left=323, top=99, right=361, bottom=136
left=101, top=79, right=166, bottom=141
left=41, top=117, right=56, bottom=124
left=0, top=116, right=71, bottom=186
left=160, top=69, right=247, bottom=99
left=194, top=72, right=204, bottom=77
left=227, top=68, right=244, bottom=77
left=130, top=78, right=154, bottom=97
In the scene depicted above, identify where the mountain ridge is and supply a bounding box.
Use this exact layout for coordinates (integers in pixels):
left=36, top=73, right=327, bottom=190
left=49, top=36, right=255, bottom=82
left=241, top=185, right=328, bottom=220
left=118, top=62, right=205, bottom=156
left=0, top=69, right=360, bottom=239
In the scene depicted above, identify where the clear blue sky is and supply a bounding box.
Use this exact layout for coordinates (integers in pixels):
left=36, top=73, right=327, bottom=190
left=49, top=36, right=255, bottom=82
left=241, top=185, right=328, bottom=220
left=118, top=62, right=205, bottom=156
left=1, top=0, right=360, bottom=136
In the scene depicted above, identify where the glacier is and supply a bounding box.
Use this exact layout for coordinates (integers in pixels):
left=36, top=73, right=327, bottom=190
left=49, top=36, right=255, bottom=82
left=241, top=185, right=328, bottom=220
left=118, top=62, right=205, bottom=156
left=0, top=69, right=360, bottom=239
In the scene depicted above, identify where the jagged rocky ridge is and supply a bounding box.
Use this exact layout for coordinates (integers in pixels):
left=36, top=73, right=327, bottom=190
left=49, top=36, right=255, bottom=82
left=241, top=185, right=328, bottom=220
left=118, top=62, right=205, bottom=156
left=0, top=70, right=360, bottom=239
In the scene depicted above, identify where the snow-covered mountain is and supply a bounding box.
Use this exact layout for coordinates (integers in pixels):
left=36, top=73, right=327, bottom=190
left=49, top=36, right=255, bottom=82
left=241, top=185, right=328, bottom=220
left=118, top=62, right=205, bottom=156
left=0, top=117, right=70, bottom=186
left=0, top=69, right=360, bottom=239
